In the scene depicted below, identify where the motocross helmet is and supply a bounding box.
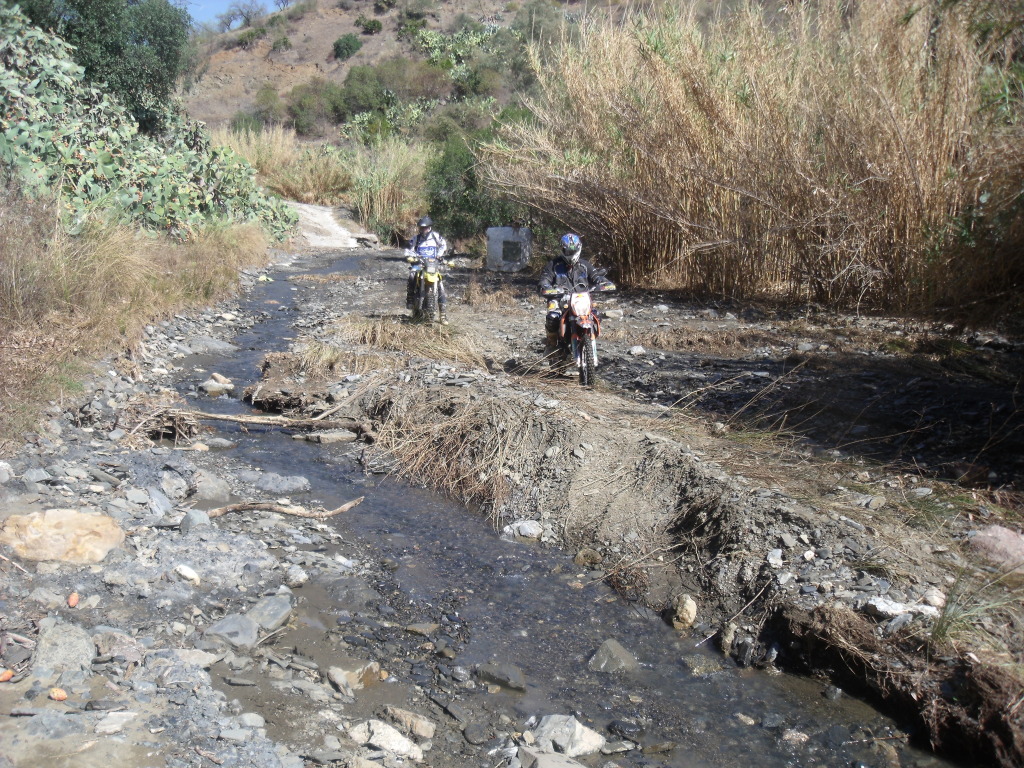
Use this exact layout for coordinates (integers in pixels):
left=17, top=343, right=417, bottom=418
left=417, top=216, right=433, bottom=230
left=560, top=233, right=582, bottom=265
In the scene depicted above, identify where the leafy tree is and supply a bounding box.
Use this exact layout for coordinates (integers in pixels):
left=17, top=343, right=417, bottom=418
left=19, top=0, right=192, bottom=134
left=333, top=33, right=362, bottom=61
left=356, top=14, right=382, bottom=34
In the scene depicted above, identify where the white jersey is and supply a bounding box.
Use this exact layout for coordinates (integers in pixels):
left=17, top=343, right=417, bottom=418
left=410, top=230, right=448, bottom=260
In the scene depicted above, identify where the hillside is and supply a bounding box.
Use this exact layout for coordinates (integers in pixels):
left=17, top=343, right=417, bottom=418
left=185, top=0, right=509, bottom=128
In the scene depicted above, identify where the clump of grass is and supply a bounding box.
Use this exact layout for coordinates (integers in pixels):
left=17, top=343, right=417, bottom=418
left=211, top=125, right=352, bottom=205
left=0, top=180, right=268, bottom=446
left=928, top=567, right=1024, bottom=650
left=348, top=136, right=433, bottom=242
left=333, top=315, right=489, bottom=368
left=294, top=341, right=390, bottom=376
left=462, top=276, right=519, bottom=310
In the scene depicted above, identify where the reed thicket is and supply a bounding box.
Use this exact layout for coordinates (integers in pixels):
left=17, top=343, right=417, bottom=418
left=480, top=1, right=1024, bottom=315
left=212, top=127, right=432, bottom=241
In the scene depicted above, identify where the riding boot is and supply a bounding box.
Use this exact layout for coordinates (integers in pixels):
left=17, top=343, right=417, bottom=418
left=439, top=306, right=449, bottom=325
left=544, top=331, right=559, bottom=356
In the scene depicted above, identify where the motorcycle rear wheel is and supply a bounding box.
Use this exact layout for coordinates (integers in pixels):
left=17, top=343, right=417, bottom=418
left=579, top=332, right=596, bottom=387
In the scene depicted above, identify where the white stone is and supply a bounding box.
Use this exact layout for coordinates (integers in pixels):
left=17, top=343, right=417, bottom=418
left=175, top=564, right=201, bottom=586
left=349, top=719, right=423, bottom=761
left=95, top=711, right=137, bottom=735
left=533, top=715, right=605, bottom=757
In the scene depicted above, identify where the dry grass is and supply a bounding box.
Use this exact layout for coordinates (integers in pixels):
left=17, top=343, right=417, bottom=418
left=211, top=125, right=353, bottom=205
left=332, top=315, right=489, bottom=368
left=293, top=341, right=392, bottom=377
left=462, top=276, right=521, bottom=310
left=0, top=182, right=268, bottom=448
left=480, top=1, right=1024, bottom=317
left=348, top=136, right=433, bottom=242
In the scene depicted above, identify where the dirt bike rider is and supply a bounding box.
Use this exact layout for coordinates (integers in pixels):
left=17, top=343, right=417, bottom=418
left=405, top=215, right=449, bottom=324
left=538, top=233, right=610, bottom=356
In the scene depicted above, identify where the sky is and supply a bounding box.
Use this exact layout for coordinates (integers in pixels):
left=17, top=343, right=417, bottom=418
left=184, top=0, right=237, bottom=25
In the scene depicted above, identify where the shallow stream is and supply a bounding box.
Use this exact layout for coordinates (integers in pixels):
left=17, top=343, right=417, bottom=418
left=175, top=249, right=956, bottom=768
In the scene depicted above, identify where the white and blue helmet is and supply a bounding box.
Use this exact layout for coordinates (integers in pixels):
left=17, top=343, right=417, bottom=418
left=560, top=233, right=582, bottom=264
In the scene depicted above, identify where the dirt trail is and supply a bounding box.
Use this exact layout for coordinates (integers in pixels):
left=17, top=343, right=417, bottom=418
left=244, top=218, right=1024, bottom=767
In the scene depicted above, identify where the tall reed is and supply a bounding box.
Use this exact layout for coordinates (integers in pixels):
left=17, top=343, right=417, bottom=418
left=348, top=135, right=433, bottom=242
left=480, top=2, right=1024, bottom=316
left=211, top=125, right=353, bottom=205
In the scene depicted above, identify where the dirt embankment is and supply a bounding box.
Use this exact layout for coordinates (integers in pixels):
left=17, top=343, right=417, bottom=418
left=239, top=239, right=1024, bottom=767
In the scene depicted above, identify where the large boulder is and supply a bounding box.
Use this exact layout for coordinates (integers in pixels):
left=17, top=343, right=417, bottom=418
left=0, top=508, right=123, bottom=563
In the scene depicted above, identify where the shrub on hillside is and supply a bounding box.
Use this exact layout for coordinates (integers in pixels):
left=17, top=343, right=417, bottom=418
left=236, top=26, right=268, bottom=48
left=272, top=35, right=292, bottom=52
left=374, top=0, right=397, bottom=13
left=286, top=78, right=346, bottom=134
left=356, top=15, right=383, bottom=34
left=333, top=33, right=363, bottom=60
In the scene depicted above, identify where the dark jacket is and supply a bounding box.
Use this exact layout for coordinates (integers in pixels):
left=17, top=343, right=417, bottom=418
left=538, top=255, right=602, bottom=295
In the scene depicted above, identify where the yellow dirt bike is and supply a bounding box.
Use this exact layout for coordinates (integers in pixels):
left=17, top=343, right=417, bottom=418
left=406, top=251, right=452, bottom=323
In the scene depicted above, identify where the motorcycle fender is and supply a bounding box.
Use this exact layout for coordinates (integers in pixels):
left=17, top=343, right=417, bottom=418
left=593, top=314, right=601, bottom=338
left=424, top=272, right=440, bottom=284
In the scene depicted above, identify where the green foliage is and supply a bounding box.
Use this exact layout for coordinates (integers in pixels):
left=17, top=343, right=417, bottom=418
left=272, top=35, right=292, bottom=52
left=287, top=78, right=346, bottom=134
left=374, top=0, right=398, bottom=13
left=0, top=7, right=295, bottom=240
left=286, top=0, right=318, bottom=19
left=254, top=83, right=287, bottom=123
left=236, top=26, right=268, bottom=48
left=230, top=111, right=264, bottom=133
left=425, top=117, right=523, bottom=239
left=356, top=15, right=383, bottom=34
left=333, top=33, right=363, bottom=60
left=19, top=0, right=193, bottom=134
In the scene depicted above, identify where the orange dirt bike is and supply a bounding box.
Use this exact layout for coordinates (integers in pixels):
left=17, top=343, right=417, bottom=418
left=406, top=250, right=453, bottom=323
left=543, top=276, right=617, bottom=386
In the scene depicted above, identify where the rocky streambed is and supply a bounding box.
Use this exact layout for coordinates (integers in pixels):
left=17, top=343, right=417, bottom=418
left=0, top=214, right=1021, bottom=768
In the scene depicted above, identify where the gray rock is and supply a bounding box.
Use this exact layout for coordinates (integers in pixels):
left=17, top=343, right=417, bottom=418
left=307, top=430, right=359, bottom=444
left=463, top=723, right=491, bottom=745
left=205, top=438, right=237, bottom=450
left=200, top=378, right=234, bottom=397
left=219, top=727, right=251, bottom=743
left=246, top=595, right=293, bottom=632
left=125, top=488, right=150, bottom=505
left=179, top=509, right=211, bottom=535
left=147, top=487, right=174, bottom=516
left=188, top=336, right=238, bottom=355
left=204, top=614, right=260, bottom=650
left=193, top=469, right=231, bottom=502
left=256, top=473, right=311, bottom=494
left=32, top=620, right=94, bottom=683
left=238, top=712, right=266, bottom=728
left=23, top=468, right=51, bottom=483
left=477, top=662, right=527, bottom=691
left=588, top=639, right=639, bottom=673
left=627, top=346, right=646, bottom=356
left=0, top=461, right=12, bottom=484
left=348, top=720, right=423, bottom=761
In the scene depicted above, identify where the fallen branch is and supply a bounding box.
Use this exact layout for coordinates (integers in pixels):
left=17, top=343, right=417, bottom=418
left=206, top=497, right=364, bottom=520
left=188, top=409, right=358, bottom=430
left=0, top=553, right=29, bottom=574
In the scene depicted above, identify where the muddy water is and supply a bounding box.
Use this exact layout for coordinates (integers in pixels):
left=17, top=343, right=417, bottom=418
left=181, top=252, right=955, bottom=768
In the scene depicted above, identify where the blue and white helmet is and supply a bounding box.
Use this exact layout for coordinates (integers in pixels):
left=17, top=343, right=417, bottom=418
left=560, top=233, right=582, bottom=264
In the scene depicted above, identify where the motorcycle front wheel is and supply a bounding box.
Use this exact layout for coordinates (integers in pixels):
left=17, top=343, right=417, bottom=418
left=579, top=331, right=596, bottom=387
left=423, top=283, right=438, bottom=323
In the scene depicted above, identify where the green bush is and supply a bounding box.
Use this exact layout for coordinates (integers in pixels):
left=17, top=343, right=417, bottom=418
left=236, top=26, right=268, bottom=48
left=373, top=0, right=397, bottom=12
left=0, top=7, right=295, bottom=240
left=356, top=15, right=383, bottom=34
left=230, top=111, right=264, bottom=133
left=272, top=35, right=292, bottom=51
left=333, top=33, right=363, bottom=60
left=426, top=130, right=522, bottom=240
left=286, top=78, right=346, bottom=134
left=254, top=83, right=287, bottom=123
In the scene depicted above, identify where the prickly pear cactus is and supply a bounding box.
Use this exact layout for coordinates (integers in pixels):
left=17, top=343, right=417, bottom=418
left=0, top=6, right=296, bottom=239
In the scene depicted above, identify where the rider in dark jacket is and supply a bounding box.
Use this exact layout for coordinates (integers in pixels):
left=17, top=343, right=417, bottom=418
left=538, top=233, right=608, bottom=355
